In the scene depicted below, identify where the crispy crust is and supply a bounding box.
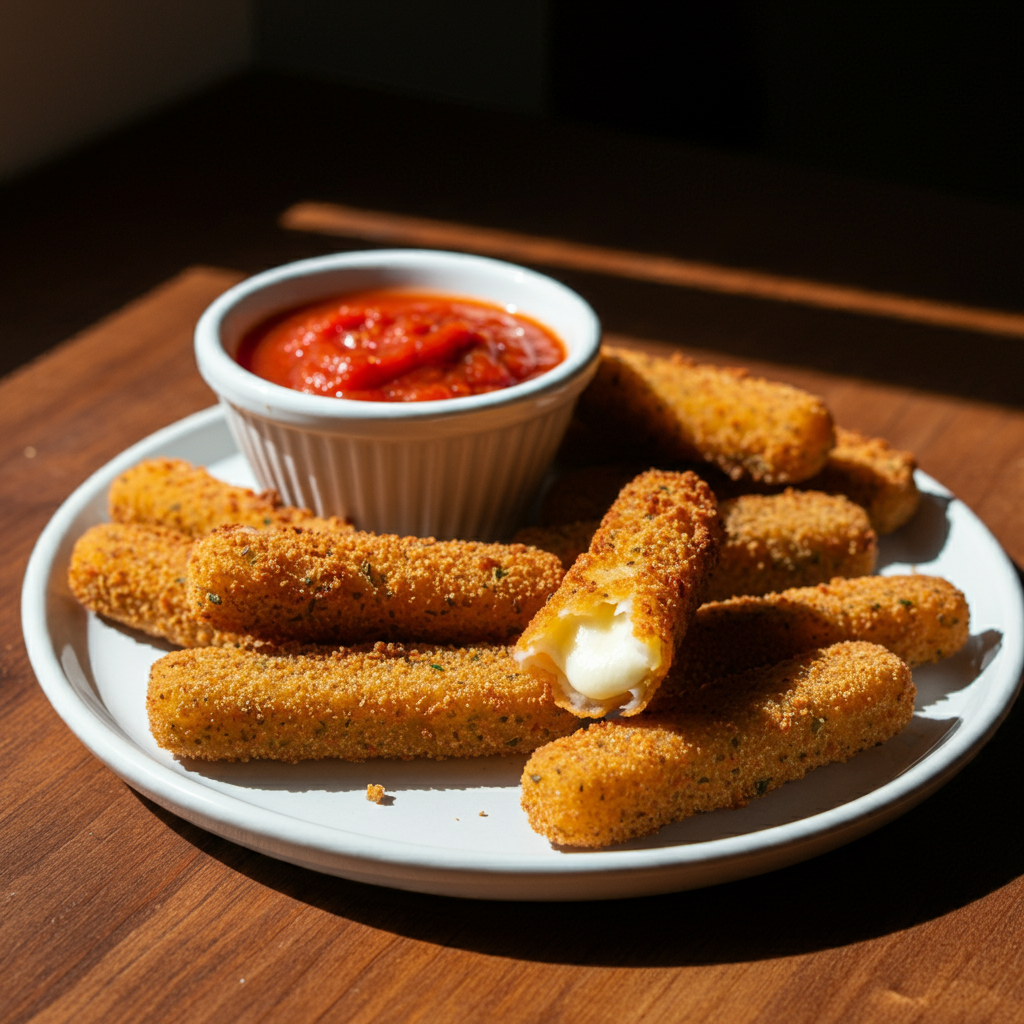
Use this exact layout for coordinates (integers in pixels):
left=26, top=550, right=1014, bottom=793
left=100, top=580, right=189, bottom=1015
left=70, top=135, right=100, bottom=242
left=577, top=348, right=835, bottom=483
left=706, top=490, right=876, bottom=601
left=694, top=429, right=921, bottom=536
left=147, top=642, right=579, bottom=762
left=67, top=523, right=240, bottom=647
left=188, top=524, right=565, bottom=646
left=514, top=470, right=722, bottom=717
left=520, top=641, right=914, bottom=847
left=108, top=458, right=347, bottom=536
left=801, top=427, right=920, bottom=534
left=672, top=574, right=969, bottom=694
left=540, top=426, right=920, bottom=539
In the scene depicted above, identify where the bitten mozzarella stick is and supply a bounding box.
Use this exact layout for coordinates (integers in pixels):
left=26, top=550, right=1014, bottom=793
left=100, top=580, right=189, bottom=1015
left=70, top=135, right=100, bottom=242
left=109, top=458, right=343, bottom=536
left=577, top=347, right=835, bottom=483
left=521, top=641, right=914, bottom=847
left=514, top=470, right=721, bottom=717
left=518, top=490, right=877, bottom=600
left=189, top=524, right=565, bottom=645
left=677, top=574, right=969, bottom=690
left=68, top=523, right=239, bottom=647
left=148, top=642, right=579, bottom=762
left=800, top=428, right=920, bottom=534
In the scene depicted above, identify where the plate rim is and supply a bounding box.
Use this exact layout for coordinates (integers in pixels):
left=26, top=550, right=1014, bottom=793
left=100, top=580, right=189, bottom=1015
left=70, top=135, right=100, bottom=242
left=21, top=405, right=1024, bottom=899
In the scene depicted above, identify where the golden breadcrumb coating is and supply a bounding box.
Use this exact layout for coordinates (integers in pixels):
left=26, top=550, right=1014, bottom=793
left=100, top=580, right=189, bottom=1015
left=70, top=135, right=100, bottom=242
left=108, top=457, right=351, bottom=536
left=521, top=640, right=914, bottom=847
left=577, top=347, right=835, bottom=483
left=673, top=574, right=969, bottom=693
left=514, top=470, right=721, bottom=717
left=706, top=490, right=876, bottom=600
left=520, top=490, right=877, bottom=600
left=188, top=524, right=565, bottom=646
left=540, top=429, right=919, bottom=540
left=801, top=428, right=920, bottom=534
left=366, top=784, right=386, bottom=804
left=694, top=429, right=920, bottom=537
left=68, top=523, right=239, bottom=647
left=147, top=642, right=579, bottom=762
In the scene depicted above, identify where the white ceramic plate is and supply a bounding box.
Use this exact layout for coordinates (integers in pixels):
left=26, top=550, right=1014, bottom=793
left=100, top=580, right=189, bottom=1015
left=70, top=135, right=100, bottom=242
left=22, top=406, right=1024, bottom=901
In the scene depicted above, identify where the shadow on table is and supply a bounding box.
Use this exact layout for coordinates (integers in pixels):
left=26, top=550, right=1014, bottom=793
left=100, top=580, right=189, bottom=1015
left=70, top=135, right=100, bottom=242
left=141, top=569, right=1024, bottom=967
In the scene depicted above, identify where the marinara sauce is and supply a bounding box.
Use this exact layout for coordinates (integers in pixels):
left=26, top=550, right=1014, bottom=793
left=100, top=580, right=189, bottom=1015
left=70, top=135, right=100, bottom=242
left=236, top=290, right=565, bottom=402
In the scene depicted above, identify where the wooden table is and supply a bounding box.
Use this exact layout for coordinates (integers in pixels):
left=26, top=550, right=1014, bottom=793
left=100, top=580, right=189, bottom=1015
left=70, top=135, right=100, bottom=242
left=4, top=260, right=1023, bottom=1024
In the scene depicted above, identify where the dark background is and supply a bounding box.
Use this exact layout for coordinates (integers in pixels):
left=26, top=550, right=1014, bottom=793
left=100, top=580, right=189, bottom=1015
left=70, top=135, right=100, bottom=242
left=253, top=0, right=1023, bottom=204
left=548, top=0, right=1022, bottom=203
left=2, top=0, right=1021, bottom=393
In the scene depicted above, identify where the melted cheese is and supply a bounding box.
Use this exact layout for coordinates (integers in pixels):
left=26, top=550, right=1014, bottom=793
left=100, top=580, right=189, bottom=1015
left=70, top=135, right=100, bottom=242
left=516, top=599, right=660, bottom=711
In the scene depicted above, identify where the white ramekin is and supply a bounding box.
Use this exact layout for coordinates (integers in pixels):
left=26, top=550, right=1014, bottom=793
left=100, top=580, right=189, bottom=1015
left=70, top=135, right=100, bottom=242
left=194, top=249, right=601, bottom=540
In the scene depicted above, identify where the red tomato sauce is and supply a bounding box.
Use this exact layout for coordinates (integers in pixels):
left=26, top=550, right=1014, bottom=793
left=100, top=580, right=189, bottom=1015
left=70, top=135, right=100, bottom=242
left=236, top=290, right=566, bottom=402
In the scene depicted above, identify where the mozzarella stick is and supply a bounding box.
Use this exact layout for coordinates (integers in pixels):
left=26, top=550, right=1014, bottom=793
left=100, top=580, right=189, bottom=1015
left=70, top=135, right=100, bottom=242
left=705, top=490, right=876, bottom=600
left=514, top=470, right=721, bottom=718
left=188, top=524, right=565, bottom=645
left=690, top=429, right=921, bottom=536
left=800, top=428, right=920, bottom=534
left=148, top=642, right=579, bottom=762
left=675, top=574, right=969, bottom=691
left=521, top=640, right=915, bottom=847
left=109, top=457, right=350, bottom=536
left=518, top=490, right=877, bottom=600
left=577, top=347, right=835, bottom=483
left=68, top=523, right=239, bottom=647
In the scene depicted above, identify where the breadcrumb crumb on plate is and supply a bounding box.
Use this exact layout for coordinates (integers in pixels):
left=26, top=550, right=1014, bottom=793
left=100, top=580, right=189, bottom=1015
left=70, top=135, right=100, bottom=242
left=22, top=406, right=1024, bottom=900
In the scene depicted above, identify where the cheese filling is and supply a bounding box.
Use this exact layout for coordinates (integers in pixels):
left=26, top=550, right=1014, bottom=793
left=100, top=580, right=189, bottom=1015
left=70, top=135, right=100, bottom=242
left=522, top=600, right=659, bottom=704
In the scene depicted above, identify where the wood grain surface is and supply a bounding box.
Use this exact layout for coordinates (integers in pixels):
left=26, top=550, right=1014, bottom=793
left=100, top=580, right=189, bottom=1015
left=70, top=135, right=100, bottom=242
left=282, top=202, right=1024, bottom=339
left=3, top=266, right=1022, bottom=1024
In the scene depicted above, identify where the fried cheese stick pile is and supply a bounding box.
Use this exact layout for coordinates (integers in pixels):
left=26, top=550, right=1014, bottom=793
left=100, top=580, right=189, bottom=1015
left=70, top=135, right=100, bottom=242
left=73, top=490, right=880, bottom=650
left=70, top=455, right=352, bottom=647
left=517, top=573, right=967, bottom=846
left=514, top=469, right=721, bottom=717
left=72, top=457, right=359, bottom=643
left=148, top=642, right=578, bottom=762
left=516, top=489, right=877, bottom=601
left=576, top=347, right=835, bottom=483
left=189, top=524, right=565, bottom=646
left=69, top=361, right=949, bottom=830
left=545, top=425, right=919, bottom=536
left=520, top=641, right=914, bottom=847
